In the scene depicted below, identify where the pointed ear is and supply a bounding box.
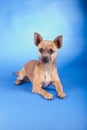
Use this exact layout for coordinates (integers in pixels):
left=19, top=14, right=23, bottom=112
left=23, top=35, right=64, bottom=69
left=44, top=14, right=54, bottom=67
left=34, top=32, right=43, bottom=46
left=53, top=35, right=63, bottom=49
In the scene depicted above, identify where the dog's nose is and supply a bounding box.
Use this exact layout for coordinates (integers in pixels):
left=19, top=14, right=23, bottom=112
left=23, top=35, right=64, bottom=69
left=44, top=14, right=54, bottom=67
left=42, top=56, right=49, bottom=64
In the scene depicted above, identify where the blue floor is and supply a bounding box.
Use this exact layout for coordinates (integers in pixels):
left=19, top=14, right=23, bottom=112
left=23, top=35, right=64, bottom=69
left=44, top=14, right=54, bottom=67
left=0, top=0, right=87, bottom=130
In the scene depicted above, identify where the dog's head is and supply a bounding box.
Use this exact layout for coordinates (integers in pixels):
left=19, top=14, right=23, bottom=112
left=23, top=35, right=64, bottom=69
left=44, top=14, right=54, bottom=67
left=34, top=32, right=62, bottom=64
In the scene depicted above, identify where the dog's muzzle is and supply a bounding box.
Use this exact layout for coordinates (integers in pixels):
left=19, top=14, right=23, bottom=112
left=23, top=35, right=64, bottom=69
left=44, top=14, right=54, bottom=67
left=42, top=56, right=49, bottom=64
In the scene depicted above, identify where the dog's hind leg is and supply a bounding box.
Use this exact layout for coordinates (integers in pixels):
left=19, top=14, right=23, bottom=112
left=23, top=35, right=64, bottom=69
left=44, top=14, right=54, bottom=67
left=15, top=68, right=27, bottom=85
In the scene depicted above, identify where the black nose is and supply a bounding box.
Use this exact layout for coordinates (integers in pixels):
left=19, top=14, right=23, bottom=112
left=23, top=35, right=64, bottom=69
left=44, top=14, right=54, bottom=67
left=42, top=56, right=49, bottom=63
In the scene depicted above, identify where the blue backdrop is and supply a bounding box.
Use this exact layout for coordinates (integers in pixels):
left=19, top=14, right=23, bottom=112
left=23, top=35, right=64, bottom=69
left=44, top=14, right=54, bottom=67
left=0, top=0, right=87, bottom=130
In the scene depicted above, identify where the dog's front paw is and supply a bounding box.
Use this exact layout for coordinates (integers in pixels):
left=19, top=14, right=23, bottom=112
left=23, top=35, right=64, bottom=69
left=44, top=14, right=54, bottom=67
left=58, top=92, right=66, bottom=99
left=44, top=93, right=53, bottom=100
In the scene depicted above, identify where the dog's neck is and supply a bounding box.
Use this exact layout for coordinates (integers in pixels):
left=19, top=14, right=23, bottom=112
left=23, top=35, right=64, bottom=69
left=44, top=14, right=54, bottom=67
left=38, top=59, right=56, bottom=73
left=43, top=63, right=52, bottom=72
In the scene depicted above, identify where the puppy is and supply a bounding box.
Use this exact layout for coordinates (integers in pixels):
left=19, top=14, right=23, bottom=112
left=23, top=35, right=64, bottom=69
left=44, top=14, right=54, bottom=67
left=14, top=32, right=66, bottom=100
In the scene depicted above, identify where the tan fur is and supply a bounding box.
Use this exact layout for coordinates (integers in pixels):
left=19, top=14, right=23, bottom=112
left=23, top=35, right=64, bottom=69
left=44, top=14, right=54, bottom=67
left=15, top=32, right=66, bottom=100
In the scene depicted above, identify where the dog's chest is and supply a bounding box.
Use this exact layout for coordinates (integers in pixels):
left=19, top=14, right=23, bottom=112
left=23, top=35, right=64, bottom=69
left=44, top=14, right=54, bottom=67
left=43, top=70, right=51, bottom=87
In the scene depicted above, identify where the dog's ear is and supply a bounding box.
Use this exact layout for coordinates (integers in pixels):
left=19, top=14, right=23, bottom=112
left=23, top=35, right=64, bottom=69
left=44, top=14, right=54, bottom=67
left=34, top=32, right=43, bottom=46
left=53, top=35, right=62, bottom=49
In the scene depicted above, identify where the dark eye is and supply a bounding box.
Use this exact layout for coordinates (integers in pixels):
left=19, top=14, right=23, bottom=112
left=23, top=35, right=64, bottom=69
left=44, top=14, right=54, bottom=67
left=49, top=49, right=54, bottom=54
left=39, top=48, right=44, bottom=53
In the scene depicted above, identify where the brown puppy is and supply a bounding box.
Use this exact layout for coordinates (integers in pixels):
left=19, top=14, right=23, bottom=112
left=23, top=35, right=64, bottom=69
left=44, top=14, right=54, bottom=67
left=14, top=32, right=66, bottom=100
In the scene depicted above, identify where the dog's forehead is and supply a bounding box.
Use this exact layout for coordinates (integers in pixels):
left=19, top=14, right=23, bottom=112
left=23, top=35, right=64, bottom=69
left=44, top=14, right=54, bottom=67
left=39, top=40, right=57, bottom=50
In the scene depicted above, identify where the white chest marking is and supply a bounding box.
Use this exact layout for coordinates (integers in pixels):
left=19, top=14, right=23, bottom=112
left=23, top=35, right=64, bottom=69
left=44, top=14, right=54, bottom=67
left=43, top=71, right=51, bottom=88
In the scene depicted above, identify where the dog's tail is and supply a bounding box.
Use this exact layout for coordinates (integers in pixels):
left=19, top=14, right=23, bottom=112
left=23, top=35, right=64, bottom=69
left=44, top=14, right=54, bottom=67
left=13, top=71, right=19, bottom=76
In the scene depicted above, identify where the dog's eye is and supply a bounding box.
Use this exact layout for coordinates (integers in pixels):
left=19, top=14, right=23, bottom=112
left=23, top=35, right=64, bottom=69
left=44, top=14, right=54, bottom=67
left=39, top=48, right=44, bottom=53
left=49, top=49, right=54, bottom=54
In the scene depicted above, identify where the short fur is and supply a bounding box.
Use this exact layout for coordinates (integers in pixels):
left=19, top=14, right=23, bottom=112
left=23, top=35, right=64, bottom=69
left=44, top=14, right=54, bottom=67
left=14, top=32, right=66, bottom=100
